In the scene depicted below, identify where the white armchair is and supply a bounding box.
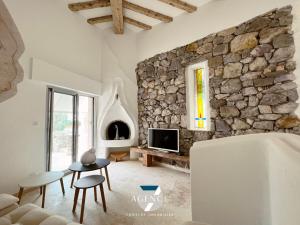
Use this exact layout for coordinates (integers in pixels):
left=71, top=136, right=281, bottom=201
left=0, top=194, right=19, bottom=217
left=0, top=194, right=80, bottom=225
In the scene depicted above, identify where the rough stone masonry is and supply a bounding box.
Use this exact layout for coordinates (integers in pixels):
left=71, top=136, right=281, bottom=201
left=136, top=5, right=300, bottom=155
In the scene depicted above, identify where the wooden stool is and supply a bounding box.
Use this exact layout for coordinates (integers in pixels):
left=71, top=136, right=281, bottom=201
left=73, top=175, right=107, bottom=224
left=69, top=159, right=111, bottom=191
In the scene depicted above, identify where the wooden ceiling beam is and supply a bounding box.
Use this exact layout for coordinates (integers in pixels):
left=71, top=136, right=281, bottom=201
left=69, top=0, right=173, bottom=23
left=87, top=15, right=112, bottom=24
left=124, top=17, right=152, bottom=30
left=87, top=15, right=152, bottom=30
left=158, top=0, right=197, bottom=13
left=68, top=0, right=110, bottom=11
left=110, top=0, right=124, bottom=34
left=123, top=1, right=172, bottom=23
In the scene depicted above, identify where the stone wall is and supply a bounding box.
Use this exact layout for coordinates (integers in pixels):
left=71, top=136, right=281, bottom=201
left=136, top=6, right=300, bottom=155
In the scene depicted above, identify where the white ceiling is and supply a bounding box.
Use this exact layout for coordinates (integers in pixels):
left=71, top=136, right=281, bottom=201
left=64, top=0, right=212, bottom=33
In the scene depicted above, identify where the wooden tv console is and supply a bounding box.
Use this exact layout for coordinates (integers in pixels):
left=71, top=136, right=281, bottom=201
left=130, top=147, right=189, bottom=167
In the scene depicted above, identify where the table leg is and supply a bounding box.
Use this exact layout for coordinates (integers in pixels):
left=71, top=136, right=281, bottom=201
left=77, top=172, right=81, bottom=180
left=80, top=189, right=86, bottom=224
left=70, top=172, right=76, bottom=188
left=99, top=184, right=107, bottom=212
left=42, top=185, right=46, bottom=208
left=104, top=166, right=111, bottom=191
left=143, top=153, right=152, bottom=167
left=72, top=188, right=79, bottom=212
left=60, top=178, right=65, bottom=195
left=40, top=186, right=42, bottom=195
left=94, top=186, right=97, bottom=202
left=17, top=187, right=24, bottom=204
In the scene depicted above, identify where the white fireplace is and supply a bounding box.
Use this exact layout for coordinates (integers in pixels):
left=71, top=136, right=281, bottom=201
left=98, top=78, right=136, bottom=148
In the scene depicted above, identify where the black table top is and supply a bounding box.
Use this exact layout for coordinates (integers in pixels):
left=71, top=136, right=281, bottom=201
left=69, top=158, right=110, bottom=172
left=74, top=175, right=105, bottom=189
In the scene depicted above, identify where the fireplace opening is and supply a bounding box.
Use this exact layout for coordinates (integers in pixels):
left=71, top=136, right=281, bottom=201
left=106, top=120, right=130, bottom=140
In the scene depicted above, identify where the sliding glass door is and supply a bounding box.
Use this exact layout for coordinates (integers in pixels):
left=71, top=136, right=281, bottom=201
left=50, top=92, right=75, bottom=171
left=47, top=88, right=95, bottom=171
left=77, top=96, right=94, bottom=160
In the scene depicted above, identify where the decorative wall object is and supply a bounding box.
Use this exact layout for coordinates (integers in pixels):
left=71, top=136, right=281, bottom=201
left=0, top=0, right=25, bottom=102
left=186, top=61, right=210, bottom=131
left=80, top=148, right=96, bottom=166
left=136, top=5, right=300, bottom=155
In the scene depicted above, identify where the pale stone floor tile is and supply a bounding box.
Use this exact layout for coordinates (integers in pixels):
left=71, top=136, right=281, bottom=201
left=20, top=160, right=191, bottom=225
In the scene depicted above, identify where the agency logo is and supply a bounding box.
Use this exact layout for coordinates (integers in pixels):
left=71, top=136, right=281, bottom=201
left=133, top=185, right=163, bottom=212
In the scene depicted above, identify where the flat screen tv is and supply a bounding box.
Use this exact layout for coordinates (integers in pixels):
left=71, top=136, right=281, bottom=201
left=148, top=128, right=179, bottom=153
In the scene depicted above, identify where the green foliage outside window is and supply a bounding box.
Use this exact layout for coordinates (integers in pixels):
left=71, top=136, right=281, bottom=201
left=53, top=113, right=73, bottom=131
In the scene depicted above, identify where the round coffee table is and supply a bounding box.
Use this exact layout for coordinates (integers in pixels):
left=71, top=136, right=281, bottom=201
left=73, top=175, right=107, bottom=224
left=18, top=171, right=65, bottom=208
left=69, top=158, right=111, bottom=191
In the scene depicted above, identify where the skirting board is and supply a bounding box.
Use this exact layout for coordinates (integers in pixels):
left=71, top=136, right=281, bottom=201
left=137, top=158, right=190, bottom=174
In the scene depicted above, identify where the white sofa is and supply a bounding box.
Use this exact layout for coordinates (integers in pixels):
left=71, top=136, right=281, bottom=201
left=190, top=133, right=300, bottom=225
left=0, top=194, right=80, bottom=225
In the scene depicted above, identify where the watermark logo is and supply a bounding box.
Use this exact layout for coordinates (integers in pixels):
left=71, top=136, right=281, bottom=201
left=132, top=185, right=163, bottom=212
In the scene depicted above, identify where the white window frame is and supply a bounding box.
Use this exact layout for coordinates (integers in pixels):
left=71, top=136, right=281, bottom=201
left=185, top=60, right=210, bottom=131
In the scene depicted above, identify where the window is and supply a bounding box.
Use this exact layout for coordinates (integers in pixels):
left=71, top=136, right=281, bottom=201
left=46, top=87, right=95, bottom=171
left=186, top=61, right=210, bottom=131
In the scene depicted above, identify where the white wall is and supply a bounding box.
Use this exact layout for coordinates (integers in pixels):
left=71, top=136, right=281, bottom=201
left=5, top=0, right=102, bottom=81
left=191, top=137, right=270, bottom=225
left=268, top=137, right=300, bottom=225
left=136, top=0, right=300, bottom=115
left=99, top=29, right=139, bottom=150
left=0, top=0, right=102, bottom=193
left=190, top=133, right=300, bottom=225
left=32, top=58, right=101, bottom=95
left=101, top=29, right=138, bottom=107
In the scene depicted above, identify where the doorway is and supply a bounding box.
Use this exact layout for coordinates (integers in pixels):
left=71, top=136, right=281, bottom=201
left=46, top=88, right=95, bottom=171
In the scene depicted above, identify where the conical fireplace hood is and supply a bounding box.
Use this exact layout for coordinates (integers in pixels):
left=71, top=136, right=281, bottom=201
left=98, top=78, right=136, bottom=147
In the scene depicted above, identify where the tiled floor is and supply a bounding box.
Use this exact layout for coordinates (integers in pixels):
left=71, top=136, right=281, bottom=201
left=20, top=160, right=191, bottom=225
